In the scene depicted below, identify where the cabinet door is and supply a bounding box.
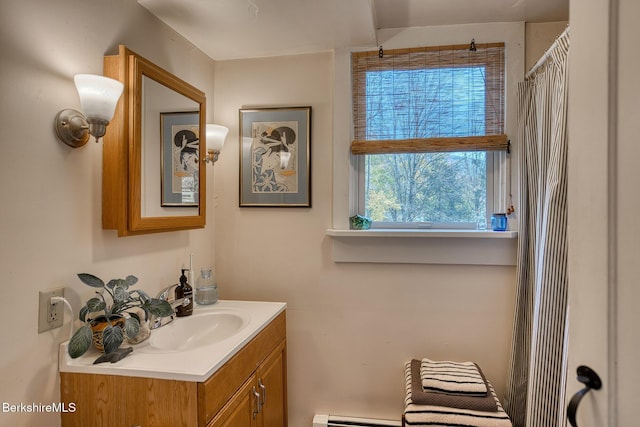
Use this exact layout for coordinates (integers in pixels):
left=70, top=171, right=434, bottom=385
left=256, top=342, right=287, bottom=427
left=208, top=375, right=258, bottom=427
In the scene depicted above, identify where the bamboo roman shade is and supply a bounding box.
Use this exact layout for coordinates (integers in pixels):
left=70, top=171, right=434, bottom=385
left=351, top=42, right=507, bottom=155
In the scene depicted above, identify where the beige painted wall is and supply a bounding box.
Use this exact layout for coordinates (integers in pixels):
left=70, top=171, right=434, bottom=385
left=0, top=1, right=216, bottom=426
left=213, top=52, right=516, bottom=425
left=525, top=21, right=569, bottom=71
left=0, top=1, right=564, bottom=425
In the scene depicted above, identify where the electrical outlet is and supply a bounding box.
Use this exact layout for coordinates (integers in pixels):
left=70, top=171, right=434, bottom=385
left=38, top=288, right=64, bottom=333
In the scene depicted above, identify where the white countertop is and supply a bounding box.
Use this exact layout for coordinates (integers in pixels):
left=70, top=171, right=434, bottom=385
left=59, top=300, right=286, bottom=382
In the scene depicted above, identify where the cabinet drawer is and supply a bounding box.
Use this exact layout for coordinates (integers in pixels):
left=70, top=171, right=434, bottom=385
left=198, top=311, right=286, bottom=425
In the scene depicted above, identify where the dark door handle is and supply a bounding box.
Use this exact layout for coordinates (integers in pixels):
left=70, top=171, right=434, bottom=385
left=567, top=365, right=602, bottom=427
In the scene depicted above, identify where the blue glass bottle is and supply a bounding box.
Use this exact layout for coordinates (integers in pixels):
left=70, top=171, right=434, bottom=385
left=491, top=213, right=508, bottom=231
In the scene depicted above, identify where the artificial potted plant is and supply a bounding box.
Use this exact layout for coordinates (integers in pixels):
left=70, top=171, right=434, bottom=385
left=68, top=273, right=173, bottom=358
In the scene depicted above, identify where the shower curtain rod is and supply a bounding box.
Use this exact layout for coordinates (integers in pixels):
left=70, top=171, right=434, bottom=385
left=526, top=25, right=570, bottom=79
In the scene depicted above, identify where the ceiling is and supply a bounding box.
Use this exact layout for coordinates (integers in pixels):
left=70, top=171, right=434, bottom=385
left=138, top=0, right=568, bottom=61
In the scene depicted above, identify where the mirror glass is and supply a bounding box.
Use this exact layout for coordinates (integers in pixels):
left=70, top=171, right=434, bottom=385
left=141, top=75, right=200, bottom=217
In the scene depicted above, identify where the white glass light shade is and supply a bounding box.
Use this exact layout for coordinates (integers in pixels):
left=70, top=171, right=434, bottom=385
left=279, top=151, right=291, bottom=169
left=74, top=74, right=124, bottom=121
left=206, top=124, right=229, bottom=153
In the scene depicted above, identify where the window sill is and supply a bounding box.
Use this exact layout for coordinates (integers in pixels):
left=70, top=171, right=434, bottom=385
left=326, top=228, right=518, bottom=265
left=326, top=229, right=517, bottom=239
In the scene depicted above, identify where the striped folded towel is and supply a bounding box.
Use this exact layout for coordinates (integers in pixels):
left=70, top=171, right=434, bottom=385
left=420, top=358, right=488, bottom=396
left=404, top=362, right=513, bottom=427
left=409, top=359, right=497, bottom=412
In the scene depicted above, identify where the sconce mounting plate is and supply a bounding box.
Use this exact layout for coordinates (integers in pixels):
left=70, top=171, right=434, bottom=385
left=54, top=108, right=90, bottom=148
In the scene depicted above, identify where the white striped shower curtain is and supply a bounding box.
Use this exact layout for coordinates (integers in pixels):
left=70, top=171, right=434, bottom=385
left=504, top=28, right=570, bottom=427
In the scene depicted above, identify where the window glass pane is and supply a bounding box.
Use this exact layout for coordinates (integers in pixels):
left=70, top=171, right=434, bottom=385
left=364, top=152, right=486, bottom=224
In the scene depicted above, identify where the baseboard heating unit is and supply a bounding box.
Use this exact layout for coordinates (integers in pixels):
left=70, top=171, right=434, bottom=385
left=312, top=414, right=402, bottom=427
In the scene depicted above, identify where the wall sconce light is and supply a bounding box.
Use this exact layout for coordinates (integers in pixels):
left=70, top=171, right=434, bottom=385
left=204, top=124, right=229, bottom=164
left=279, top=151, right=291, bottom=169
left=54, top=74, right=124, bottom=148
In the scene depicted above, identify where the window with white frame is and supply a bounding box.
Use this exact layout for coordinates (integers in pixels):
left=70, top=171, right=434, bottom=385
left=351, top=43, right=507, bottom=229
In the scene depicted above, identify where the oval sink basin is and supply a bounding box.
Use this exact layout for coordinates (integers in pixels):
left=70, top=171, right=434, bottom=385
left=147, top=309, right=249, bottom=352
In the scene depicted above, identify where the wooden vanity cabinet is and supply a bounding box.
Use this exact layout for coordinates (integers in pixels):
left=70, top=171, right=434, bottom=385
left=60, top=311, right=287, bottom=427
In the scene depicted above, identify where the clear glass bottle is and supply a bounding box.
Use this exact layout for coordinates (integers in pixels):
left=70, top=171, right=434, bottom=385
left=195, top=267, right=218, bottom=305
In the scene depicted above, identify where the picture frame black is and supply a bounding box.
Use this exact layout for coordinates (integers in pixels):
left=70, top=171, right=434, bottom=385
left=239, top=106, right=312, bottom=207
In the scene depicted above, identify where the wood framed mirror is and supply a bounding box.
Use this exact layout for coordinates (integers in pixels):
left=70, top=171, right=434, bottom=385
left=103, top=45, right=206, bottom=236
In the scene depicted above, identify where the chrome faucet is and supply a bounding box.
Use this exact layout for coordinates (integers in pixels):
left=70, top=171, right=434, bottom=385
left=150, top=284, right=190, bottom=330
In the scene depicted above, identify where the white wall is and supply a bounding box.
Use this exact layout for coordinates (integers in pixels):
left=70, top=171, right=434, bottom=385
left=214, top=50, right=516, bottom=426
left=0, top=1, right=216, bottom=426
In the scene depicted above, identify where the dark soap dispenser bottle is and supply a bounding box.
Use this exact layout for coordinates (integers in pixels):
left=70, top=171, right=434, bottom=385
left=175, top=269, right=193, bottom=317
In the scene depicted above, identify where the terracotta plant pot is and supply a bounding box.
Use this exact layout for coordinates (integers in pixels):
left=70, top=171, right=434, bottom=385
left=89, top=315, right=125, bottom=352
